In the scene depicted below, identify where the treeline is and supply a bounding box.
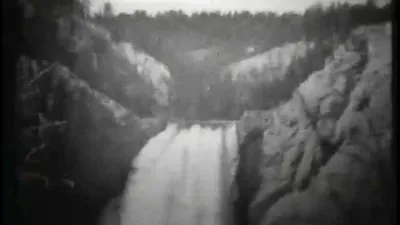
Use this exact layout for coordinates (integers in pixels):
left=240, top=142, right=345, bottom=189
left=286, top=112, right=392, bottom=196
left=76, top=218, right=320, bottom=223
left=93, top=0, right=391, bottom=54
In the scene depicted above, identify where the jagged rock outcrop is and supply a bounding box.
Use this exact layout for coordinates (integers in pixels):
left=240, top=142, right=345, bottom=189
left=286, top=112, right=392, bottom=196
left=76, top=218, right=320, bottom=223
left=235, top=23, right=393, bottom=225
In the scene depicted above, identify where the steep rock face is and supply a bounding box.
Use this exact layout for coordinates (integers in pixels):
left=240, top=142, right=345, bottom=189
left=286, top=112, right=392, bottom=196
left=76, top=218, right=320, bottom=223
left=181, top=42, right=262, bottom=70
left=57, top=16, right=171, bottom=115
left=16, top=56, right=168, bottom=203
left=222, top=41, right=310, bottom=84
left=115, top=42, right=172, bottom=107
left=234, top=126, right=266, bottom=225
left=16, top=4, right=173, bottom=223
left=214, top=40, right=330, bottom=113
left=236, top=23, right=392, bottom=225
left=18, top=1, right=154, bottom=115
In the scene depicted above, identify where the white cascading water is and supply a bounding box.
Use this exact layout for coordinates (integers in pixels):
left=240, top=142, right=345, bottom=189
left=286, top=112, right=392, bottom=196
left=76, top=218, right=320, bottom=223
left=120, top=122, right=239, bottom=225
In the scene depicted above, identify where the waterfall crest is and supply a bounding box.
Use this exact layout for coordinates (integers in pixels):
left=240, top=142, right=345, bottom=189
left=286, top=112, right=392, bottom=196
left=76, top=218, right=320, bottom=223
left=120, top=122, right=239, bottom=225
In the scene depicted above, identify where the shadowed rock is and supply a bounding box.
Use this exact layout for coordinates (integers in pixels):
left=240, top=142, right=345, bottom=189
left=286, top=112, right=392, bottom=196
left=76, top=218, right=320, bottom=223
left=234, top=23, right=392, bottom=225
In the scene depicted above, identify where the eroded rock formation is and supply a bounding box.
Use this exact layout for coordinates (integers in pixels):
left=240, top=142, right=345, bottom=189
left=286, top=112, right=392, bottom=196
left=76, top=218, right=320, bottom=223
left=235, top=23, right=393, bottom=225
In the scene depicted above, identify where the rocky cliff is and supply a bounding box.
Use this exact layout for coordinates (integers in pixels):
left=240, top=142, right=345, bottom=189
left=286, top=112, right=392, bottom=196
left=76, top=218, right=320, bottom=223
left=19, top=0, right=172, bottom=116
left=116, top=42, right=172, bottom=107
left=222, top=41, right=310, bottom=84
left=68, top=16, right=173, bottom=114
left=15, top=3, right=171, bottom=222
left=235, top=22, right=393, bottom=225
left=16, top=0, right=174, bottom=201
left=16, top=54, right=169, bottom=225
left=214, top=38, right=334, bottom=113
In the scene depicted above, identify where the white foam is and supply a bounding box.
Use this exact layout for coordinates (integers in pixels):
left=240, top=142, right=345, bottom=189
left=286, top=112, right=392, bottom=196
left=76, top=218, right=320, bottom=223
left=120, top=123, right=238, bottom=225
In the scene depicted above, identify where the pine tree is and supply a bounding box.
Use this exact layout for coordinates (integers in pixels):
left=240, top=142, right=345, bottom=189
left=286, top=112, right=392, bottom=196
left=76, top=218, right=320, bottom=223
left=103, top=2, right=114, bottom=19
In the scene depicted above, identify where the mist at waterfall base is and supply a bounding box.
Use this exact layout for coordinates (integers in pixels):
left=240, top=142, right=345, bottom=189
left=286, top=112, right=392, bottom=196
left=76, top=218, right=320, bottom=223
left=114, top=122, right=239, bottom=225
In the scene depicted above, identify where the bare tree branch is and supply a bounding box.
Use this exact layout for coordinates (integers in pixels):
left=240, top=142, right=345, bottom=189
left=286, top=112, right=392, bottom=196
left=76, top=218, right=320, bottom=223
left=29, top=62, right=57, bottom=85
left=23, top=143, right=46, bottom=164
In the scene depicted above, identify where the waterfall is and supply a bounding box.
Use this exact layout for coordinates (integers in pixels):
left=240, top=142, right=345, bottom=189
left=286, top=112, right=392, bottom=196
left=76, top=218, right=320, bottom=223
left=120, top=122, right=239, bottom=225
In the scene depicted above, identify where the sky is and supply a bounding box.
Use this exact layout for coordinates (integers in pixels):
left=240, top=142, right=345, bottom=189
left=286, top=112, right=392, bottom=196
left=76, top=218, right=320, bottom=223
left=89, top=0, right=390, bottom=16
